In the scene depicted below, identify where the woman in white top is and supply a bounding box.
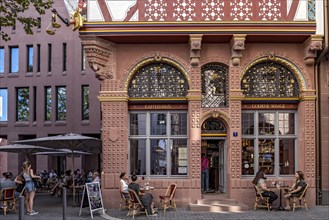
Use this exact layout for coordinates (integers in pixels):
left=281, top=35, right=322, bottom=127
left=119, top=172, right=129, bottom=198
left=91, top=171, right=100, bottom=183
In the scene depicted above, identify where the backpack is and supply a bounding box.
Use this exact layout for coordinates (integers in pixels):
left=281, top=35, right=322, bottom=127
left=201, top=157, right=208, bottom=170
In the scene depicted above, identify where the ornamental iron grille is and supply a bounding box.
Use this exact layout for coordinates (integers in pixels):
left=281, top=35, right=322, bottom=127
left=201, top=63, right=228, bottom=108
left=128, top=62, right=188, bottom=98
left=201, top=118, right=227, bottom=134
left=241, top=61, right=299, bottom=98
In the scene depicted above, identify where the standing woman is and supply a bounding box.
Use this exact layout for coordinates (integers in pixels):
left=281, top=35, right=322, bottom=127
left=22, top=161, right=41, bottom=215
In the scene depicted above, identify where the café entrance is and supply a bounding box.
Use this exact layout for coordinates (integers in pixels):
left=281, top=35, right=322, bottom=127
left=201, top=117, right=227, bottom=193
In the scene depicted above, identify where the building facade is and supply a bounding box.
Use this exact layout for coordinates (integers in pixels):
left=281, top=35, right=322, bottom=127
left=78, top=0, right=326, bottom=208
left=0, top=1, right=101, bottom=174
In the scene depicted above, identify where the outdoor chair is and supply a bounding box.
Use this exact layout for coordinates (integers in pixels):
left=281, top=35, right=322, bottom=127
left=159, top=183, right=177, bottom=213
left=127, top=189, right=148, bottom=218
left=120, top=191, right=130, bottom=210
left=292, top=184, right=308, bottom=212
left=253, top=184, right=271, bottom=211
left=0, top=187, right=16, bottom=215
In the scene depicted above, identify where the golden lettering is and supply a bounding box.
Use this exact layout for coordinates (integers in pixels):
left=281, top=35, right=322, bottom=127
left=145, top=105, right=172, bottom=109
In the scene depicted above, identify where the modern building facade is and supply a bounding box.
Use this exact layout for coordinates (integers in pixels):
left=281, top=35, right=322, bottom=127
left=78, top=0, right=327, bottom=208
left=0, top=1, right=101, bottom=175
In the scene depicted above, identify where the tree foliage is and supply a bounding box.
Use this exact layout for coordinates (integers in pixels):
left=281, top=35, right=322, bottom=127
left=0, top=0, right=53, bottom=41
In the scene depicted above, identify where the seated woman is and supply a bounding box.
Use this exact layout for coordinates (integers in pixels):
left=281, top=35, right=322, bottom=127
left=119, top=172, right=129, bottom=199
left=128, top=174, right=157, bottom=216
left=283, top=170, right=307, bottom=211
left=252, top=170, right=278, bottom=210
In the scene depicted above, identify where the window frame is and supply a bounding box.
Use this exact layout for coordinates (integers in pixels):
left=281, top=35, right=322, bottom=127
left=129, top=110, right=189, bottom=178
left=9, top=46, right=19, bottom=73
left=241, top=110, right=298, bottom=177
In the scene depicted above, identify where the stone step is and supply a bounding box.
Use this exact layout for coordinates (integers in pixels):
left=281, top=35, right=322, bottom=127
left=188, top=197, right=250, bottom=213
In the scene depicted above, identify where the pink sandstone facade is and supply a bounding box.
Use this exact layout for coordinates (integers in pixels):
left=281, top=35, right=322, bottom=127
left=77, top=0, right=324, bottom=208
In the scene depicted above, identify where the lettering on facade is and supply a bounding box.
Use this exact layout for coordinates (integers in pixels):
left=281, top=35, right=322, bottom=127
left=242, top=104, right=297, bottom=110
left=129, top=104, right=188, bottom=110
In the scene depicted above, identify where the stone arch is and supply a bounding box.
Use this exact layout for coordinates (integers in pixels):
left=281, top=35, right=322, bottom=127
left=241, top=54, right=309, bottom=92
left=123, top=52, right=190, bottom=92
left=201, top=109, right=230, bottom=131
left=200, top=56, right=230, bottom=67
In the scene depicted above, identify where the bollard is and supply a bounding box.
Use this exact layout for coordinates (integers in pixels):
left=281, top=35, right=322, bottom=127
left=63, top=187, right=67, bottom=220
left=19, top=196, right=24, bottom=220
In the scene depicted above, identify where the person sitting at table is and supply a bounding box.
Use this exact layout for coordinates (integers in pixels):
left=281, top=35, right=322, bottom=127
left=283, top=170, right=307, bottom=211
left=119, top=172, right=129, bottom=199
left=128, top=174, right=157, bottom=216
left=252, top=170, right=278, bottom=210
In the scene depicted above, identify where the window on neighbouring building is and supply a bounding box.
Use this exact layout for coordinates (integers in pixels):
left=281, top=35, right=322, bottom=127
left=0, top=47, right=4, bottom=73
left=63, top=43, right=67, bottom=72
left=82, top=85, right=89, bottom=120
left=27, top=45, right=33, bottom=72
left=37, top=17, right=41, bottom=29
left=241, top=111, right=297, bottom=176
left=56, top=86, right=67, bottom=121
left=37, top=44, right=40, bottom=72
left=81, top=44, right=86, bottom=71
left=201, top=63, right=228, bottom=108
left=129, top=111, right=188, bottom=177
left=16, top=87, right=30, bottom=121
left=9, top=46, right=19, bottom=73
left=0, top=89, right=8, bottom=121
left=33, top=87, right=37, bottom=121
left=45, top=86, right=52, bottom=121
left=48, top=44, right=52, bottom=72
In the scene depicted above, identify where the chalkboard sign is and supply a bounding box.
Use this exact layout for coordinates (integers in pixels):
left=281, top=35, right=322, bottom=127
left=79, top=182, right=105, bottom=218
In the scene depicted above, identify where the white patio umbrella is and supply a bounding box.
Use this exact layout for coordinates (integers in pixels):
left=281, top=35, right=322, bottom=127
left=14, top=133, right=102, bottom=205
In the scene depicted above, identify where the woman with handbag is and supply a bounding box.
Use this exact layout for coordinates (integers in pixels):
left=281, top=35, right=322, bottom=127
left=21, top=161, right=41, bottom=215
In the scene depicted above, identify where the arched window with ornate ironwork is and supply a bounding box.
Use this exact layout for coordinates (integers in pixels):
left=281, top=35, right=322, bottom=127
left=201, top=63, right=228, bottom=108
left=128, top=62, right=188, bottom=98
left=201, top=118, right=227, bottom=135
left=241, top=61, right=299, bottom=98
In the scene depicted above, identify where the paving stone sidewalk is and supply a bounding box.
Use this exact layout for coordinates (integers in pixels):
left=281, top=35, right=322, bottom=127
left=1, top=193, right=328, bottom=220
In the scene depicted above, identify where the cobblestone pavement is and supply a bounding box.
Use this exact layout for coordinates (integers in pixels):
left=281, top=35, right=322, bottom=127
left=1, top=193, right=328, bottom=220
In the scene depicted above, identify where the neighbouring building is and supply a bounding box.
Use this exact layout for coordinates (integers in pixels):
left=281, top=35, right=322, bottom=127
left=77, top=0, right=327, bottom=209
left=0, top=1, right=101, bottom=175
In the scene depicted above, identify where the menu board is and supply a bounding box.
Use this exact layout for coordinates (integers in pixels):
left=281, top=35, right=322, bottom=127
left=79, top=182, right=105, bottom=218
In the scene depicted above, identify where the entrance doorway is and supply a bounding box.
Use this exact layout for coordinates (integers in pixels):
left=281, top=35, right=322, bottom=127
left=201, top=139, right=226, bottom=192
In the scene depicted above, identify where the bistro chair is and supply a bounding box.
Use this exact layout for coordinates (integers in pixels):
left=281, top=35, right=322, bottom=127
left=292, top=184, right=308, bottom=212
left=0, top=187, right=16, bottom=215
left=159, top=183, right=177, bottom=213
left=253, top=184, right=271, bottom=211
left=120, top=191, right=130, bottom=210
left=127, top=189, right=148, bottom=218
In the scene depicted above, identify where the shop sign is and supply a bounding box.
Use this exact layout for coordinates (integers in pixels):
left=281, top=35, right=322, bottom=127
left=129, top=104, right=188, bottom=110
left=242, top=103, right=297, bottom=110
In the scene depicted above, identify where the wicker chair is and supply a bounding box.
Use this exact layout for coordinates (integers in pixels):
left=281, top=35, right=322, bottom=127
left=127, top=189, right=148, bottom=218
left=0, top=187, right=16, bottom=215
left=119, top=191, right=129, bottom=210
left=253, top=184, right=271, bottom=211
left=159, top=183, right=177, bottom=213
left=292, top=184, right=308, bottom=212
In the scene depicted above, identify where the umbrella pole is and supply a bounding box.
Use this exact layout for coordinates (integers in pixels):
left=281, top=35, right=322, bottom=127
left=71, top=150, right=76, bottom=206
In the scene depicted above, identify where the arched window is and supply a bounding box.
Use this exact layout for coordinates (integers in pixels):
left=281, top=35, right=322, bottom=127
left=201, top=118, right=227, bottom=134
left=128, top=62, right=188, bottom=98
left=241, top=61, right=299, bottom=98
left=201, top=63, right=228, bottom=108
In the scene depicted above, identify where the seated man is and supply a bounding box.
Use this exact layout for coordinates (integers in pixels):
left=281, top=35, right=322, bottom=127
left=128, top=174, right=157, bottom=216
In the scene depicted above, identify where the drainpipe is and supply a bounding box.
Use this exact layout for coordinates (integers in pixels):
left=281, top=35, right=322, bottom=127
left=315, top=0, right=329, bottom=206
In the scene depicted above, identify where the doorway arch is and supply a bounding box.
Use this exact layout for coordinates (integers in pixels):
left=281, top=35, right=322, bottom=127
left=201, top=116, right=228, bottom=193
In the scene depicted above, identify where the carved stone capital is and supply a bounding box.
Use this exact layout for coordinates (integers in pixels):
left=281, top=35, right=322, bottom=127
left=303, top=35, right=323, bottom=66
left=80, top=36, right=116, bottom=80
left=230, top=34, right=246, bottom=66
left=189, top=34, right=203, bottom=66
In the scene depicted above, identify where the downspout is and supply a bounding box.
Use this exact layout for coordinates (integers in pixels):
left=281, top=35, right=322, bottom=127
left=315, top=0, right=329, bottom=206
